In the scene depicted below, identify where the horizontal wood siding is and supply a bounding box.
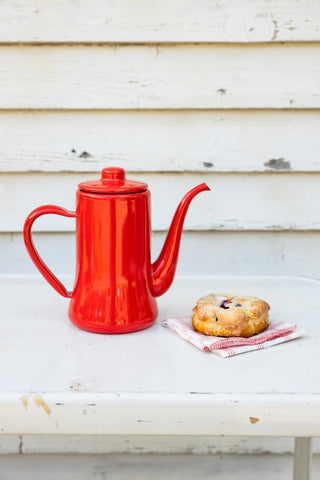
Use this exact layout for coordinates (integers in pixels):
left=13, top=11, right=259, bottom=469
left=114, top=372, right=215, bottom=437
left=1, top=110, right=320, bottom=173
left=1, top=44, right=320, bottom=109
left=0, top=0, right=319, bottom=43
left=3, top=172, right=320, bottom=232
left=0, top=3, right=318, bottom=277
left=3, top=232, right=320, bottom=280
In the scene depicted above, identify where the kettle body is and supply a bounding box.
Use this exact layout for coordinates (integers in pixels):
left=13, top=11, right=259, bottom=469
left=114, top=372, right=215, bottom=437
left=24, top=167, right=209, bottom=333
left=69, top=188, right=157, bottom=333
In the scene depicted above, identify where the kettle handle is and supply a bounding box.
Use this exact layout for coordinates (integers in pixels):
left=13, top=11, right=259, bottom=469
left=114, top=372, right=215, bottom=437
left=23, top=205, right=76, bottom=298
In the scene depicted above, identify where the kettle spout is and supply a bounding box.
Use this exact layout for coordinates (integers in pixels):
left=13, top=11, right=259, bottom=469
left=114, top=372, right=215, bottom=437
left=151, top=183, right=210, bottom=297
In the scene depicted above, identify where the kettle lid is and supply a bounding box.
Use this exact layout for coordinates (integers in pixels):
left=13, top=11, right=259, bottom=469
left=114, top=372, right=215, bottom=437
left=78, top=167, right=148, bottom=194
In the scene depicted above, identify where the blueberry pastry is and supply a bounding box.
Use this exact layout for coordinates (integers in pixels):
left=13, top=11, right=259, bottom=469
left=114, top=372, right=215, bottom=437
left=192, top=293, right=270, bottom=337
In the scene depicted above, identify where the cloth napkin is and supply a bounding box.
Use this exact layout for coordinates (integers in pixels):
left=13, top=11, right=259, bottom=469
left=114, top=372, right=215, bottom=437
left=162, top=316, right=305, bottom=357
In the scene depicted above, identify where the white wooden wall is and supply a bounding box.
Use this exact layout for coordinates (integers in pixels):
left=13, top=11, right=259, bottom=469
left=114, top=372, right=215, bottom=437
left=1, top=1, right=320, bottom=279
left=1, top=0, right=320, bottom=463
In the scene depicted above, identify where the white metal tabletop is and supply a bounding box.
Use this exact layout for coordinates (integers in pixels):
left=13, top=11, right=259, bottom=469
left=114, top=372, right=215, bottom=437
left=0, top=274, right=319, bottom=437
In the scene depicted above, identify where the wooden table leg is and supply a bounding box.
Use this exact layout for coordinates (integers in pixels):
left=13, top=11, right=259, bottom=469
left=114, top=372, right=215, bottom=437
left=293, top=437, right=312, bottom=480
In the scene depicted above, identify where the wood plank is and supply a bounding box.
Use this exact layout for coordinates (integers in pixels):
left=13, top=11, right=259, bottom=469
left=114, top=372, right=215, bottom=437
left=1, top=110, right=320, bottom=173
left=0, top=0, right=319, bottom=43
left=3, top=231, right=320, bottom=281
left=2, top=172, right=319, bottom=232
left=15, top=434, right=320, bottom=455
left=0, top=453, right=316, bottom=480
left=1, top=44, right=320, bottom=109
left=19, top=434, right=296, bottom=455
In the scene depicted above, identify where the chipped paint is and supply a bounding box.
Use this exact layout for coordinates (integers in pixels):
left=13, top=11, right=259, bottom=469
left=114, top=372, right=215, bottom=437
left=20, top=394, right=30, bottom=411
left=69, top=380, right=90, bottom=392
left=33, top=393, right=51, bottom=417
left=264, top=158, right=291, bottom=170
left=249, top=417, right=260, bottom=424
left=270, top=16, right=279, bottom=41
left=79, top=151, right=92, bottom=158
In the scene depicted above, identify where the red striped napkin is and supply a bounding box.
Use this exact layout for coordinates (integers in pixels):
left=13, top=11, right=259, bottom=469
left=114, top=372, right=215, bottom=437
left=162, top=316, right=305, bottom=357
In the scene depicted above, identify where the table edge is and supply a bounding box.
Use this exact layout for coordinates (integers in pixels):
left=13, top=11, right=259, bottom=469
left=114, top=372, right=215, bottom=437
left=1, top=392, right=319, bottom=437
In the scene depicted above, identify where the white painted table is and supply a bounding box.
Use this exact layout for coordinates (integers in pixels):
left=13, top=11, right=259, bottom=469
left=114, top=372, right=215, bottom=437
left=1, top=274, right=319, bottom=479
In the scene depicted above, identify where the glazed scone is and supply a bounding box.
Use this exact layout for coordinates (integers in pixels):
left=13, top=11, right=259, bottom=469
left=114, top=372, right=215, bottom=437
left=192, top=293, right=270, bottom=337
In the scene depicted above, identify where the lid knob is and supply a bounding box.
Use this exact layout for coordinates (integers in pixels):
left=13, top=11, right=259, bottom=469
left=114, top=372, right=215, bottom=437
left=101, top=167, right=125, bottom=182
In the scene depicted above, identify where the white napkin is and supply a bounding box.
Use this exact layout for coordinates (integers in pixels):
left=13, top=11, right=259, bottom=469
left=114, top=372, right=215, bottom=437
left=162, top=316, right=305, bottom=358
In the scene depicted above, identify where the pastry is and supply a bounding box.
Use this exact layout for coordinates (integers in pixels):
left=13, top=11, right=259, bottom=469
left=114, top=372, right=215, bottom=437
left=192, top=293, right=270, bottom=337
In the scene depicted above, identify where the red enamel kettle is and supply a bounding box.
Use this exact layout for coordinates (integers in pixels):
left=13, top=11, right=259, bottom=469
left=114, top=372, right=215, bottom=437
left=24, top=167, right=210, bottom=333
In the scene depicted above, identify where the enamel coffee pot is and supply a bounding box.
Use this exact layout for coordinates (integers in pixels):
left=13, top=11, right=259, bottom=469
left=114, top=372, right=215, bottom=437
left=24, top=168, right=210, bottom=333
